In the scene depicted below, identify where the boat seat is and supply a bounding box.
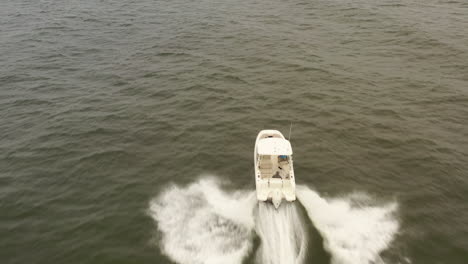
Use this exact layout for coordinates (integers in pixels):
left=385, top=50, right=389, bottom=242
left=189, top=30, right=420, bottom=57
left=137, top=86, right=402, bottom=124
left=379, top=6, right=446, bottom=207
left=259, top=160, right=273, bottom=169
left=259, top=159, right=273, bottom=179
left=261, top=169, right=273, bottom=179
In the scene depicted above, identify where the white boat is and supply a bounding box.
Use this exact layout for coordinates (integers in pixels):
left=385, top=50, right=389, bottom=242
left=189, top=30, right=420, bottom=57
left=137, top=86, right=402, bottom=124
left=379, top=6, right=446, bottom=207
left=254, top=130, right=296, bottom=209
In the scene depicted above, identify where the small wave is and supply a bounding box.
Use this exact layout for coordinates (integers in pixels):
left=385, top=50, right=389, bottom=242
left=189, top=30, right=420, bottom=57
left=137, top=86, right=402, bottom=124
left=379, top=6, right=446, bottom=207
left=156, top=52, right=190, bottom=57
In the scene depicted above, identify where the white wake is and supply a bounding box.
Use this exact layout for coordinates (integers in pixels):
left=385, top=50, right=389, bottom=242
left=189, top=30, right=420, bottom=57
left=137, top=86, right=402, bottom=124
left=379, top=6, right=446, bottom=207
left=297, top=185, right=399, bottom=264
left=255, top=202, right=309, bottom=264
left=148, top=178, right=256, bottom=264
left=149, top=178, right=399, bottom=264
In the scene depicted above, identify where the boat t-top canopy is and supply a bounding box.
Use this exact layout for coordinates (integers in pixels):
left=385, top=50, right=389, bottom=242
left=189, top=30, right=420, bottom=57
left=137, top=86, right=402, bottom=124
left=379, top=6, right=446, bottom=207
left=257, top=138, right=293, bottom=155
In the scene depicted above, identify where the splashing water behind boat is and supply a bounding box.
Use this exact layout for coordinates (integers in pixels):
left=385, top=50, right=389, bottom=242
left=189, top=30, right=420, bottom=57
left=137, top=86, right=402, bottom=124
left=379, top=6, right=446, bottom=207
left=148, top=179, right=256, bottom=264
left=149, top=178, right=399, bottom=264
left=254, top=202, right=309, bottom=264
left=296, top=185, right=399, bottom=264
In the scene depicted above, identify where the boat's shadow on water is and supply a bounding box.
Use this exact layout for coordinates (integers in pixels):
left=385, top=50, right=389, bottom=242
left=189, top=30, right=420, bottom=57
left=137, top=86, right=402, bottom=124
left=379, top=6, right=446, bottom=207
left=243, top=201, right=331, bottom=264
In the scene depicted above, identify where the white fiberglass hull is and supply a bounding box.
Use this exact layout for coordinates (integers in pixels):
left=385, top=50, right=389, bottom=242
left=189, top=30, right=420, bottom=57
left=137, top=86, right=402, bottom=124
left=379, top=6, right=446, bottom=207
left=254, top=130, right=296, bottom=209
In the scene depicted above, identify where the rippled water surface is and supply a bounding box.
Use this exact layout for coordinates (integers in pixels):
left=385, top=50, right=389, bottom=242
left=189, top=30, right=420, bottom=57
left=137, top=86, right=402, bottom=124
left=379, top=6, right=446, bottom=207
left=1, top=0, right=468, bottom=263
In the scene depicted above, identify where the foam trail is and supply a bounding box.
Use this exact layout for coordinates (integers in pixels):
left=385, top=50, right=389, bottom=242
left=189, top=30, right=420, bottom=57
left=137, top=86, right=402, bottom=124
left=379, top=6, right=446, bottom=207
left=296, top=185, right=399, bottom=264
left=148, top=178, right=256, bottom=264
left=149, top=178, right=399, bottom=264
left=254, top=202, right=308, bottom=264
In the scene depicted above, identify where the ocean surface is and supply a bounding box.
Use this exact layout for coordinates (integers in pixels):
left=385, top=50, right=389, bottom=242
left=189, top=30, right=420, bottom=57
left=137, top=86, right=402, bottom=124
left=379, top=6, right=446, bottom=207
left=1, top=0, right=468, bottom=263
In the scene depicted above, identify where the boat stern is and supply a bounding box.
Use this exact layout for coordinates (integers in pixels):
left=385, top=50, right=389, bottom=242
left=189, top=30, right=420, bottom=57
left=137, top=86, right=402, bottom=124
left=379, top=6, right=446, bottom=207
left=271, top=189, right=282, bottom=209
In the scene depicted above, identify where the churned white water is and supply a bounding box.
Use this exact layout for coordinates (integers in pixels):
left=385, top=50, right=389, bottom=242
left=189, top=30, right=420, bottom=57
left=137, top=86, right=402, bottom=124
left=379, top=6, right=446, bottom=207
left=254, top=202, right=309, bottom=264
left=297, top=185, right=399, bottom=264
left=149, top=178, right=399, bottom=264
left=148, top=178, right=256, bottom=264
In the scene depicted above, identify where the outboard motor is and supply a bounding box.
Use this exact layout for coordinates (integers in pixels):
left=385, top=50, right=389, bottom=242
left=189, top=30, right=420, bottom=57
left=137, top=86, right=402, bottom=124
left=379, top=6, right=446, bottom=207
left=271, top=189, right=282, bottom=209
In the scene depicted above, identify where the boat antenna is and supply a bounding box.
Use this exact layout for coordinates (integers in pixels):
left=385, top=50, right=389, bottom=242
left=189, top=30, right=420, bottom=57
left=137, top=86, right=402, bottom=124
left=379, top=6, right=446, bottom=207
left=288, top=121, right=293, bottom=141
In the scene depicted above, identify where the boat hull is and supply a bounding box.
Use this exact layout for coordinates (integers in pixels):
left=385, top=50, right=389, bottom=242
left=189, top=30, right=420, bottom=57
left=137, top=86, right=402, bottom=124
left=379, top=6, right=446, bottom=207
left=254, top=130, right=296, bottom=209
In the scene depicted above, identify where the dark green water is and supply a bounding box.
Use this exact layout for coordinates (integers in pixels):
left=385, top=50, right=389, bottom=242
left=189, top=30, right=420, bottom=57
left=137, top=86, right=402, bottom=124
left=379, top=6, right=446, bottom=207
left=1, top=0, right=468, bottom=263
